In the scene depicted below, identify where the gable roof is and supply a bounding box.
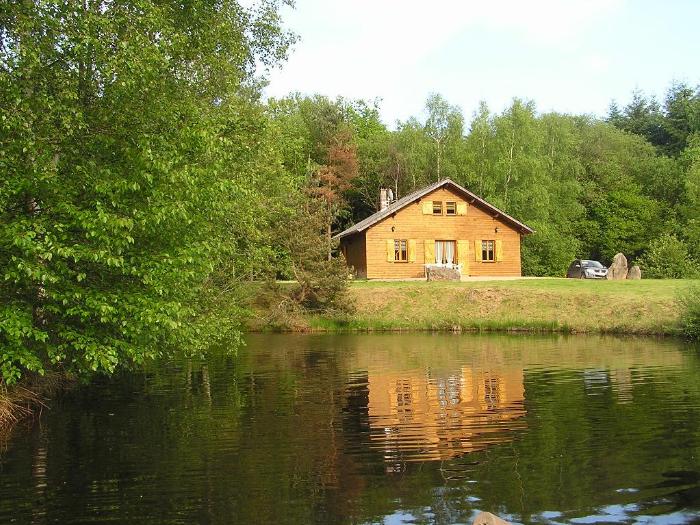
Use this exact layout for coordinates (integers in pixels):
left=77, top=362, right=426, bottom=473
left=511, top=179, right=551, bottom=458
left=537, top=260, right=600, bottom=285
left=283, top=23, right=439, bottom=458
left=333, top=178, right=535, bottom=240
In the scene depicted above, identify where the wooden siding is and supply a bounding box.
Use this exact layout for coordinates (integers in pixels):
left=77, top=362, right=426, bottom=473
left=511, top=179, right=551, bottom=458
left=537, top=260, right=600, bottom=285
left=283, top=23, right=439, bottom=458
left=341, top=232, right=367, bottom=278
left=364, top=187, right=522, bottom=279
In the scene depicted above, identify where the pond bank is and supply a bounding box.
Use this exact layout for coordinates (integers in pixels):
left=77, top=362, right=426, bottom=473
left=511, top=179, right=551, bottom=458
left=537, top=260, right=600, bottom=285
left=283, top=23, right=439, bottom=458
left=249, top=278, right=694, bottom=336
left=0, top=372, right=69, bottom=442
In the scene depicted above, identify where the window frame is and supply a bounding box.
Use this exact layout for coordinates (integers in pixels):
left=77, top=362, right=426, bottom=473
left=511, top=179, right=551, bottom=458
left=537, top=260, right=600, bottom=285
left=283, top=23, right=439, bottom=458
left=394, top=239, right=408, bottom=262
left=432, top=201, right=443, bottom=215
left=445, top=201, right=457, bottom=216
left=482, top=240, right=495, bottom=262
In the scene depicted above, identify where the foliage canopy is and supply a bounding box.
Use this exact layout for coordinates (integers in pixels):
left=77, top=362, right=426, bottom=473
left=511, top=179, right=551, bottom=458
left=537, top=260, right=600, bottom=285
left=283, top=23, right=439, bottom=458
left=0, top=0, right=294, bottom=382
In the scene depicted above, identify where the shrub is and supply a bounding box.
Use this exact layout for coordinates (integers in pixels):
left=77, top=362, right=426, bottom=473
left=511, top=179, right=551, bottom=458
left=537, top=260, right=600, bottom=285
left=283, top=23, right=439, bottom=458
left=275, top=203, right=353, bottom=315
left=679, top=286, right=700, bottom=340
left=637, top=234, right=700, bottom=278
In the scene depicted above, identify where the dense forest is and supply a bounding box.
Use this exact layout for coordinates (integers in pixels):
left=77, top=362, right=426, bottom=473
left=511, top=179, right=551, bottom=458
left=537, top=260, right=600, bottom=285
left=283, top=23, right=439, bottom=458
left=269, top=87, right=700, bottom=278
left=1, top=0, right=699, bottom=383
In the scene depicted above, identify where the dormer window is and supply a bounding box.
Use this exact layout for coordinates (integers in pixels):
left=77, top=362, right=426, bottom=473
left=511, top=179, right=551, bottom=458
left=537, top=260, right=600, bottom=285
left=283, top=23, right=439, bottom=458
left=445, top=202, right=457, bottom=215
left=432, top=201, right=443, bottom=215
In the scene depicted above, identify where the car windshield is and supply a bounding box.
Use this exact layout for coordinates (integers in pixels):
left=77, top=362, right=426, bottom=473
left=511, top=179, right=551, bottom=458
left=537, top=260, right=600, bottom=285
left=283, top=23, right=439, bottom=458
left=582, top=260, right=604, bottom=268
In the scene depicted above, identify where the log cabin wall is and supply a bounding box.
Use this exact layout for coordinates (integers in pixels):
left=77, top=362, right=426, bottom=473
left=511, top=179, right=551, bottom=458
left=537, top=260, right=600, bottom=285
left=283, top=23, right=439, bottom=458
left=341, top=232, right=367, bottom=278
left=363, top=187, right=522, bottom=279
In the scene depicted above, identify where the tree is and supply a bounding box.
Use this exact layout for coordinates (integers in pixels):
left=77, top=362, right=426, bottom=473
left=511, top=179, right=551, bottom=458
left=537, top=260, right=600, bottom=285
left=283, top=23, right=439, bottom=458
left=661, top=82, right=700, bottom=156
left=0, top=0, right=293, bottom=383
left=464, top=101, right=496, bottom=197
left=308, top=129, right=359, bottom=258
left=273, top=202, right=352, bottom=313
left=636, top=234, right=699, bottom=278
left=678, top=133, right=700, bottom=260
left=618, top=89, right=668, bottom=147
left=394, top=118, right=433, bottom=191
left=346, top=100, right=392, bottom=219
left=606, top=100, right=624, bottom=127
left=424, top=93, right=463, bottom=181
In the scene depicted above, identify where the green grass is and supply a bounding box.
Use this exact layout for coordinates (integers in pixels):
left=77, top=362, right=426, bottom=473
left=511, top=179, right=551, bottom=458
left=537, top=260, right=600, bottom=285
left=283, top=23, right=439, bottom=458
left=249, top=278, right=698, bottom=336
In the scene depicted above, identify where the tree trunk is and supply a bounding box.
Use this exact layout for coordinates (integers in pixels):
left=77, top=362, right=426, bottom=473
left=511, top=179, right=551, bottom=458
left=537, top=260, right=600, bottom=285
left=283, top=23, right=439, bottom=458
left=479, top=133, right=486, bottom=195
left=504, top=128, right=515, bottom=207
left=327, top=222, right=332, bottom=261
left=436, top=138, right=442, bottom=181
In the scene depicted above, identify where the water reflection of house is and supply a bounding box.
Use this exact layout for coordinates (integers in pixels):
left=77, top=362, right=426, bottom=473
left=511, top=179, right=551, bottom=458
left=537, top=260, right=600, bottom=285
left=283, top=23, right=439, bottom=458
left=367, top=367, right=526, bottom=463
left=583, top=367, right=634, bottom=404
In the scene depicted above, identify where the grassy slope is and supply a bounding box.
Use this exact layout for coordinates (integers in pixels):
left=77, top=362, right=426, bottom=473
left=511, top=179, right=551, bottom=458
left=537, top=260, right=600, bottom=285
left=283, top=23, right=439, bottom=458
left=293, top=279, right=697, bottom=335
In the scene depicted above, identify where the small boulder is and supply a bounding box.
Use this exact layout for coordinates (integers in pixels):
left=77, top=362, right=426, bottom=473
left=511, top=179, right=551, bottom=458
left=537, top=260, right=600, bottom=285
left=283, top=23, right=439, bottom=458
left=472, top=512, right=512, bottom=525
left=606, top=253, right=628, bottom=280
left=426, top=266, right=460, bottom=281
left=627, top=265, right=642, bottom=279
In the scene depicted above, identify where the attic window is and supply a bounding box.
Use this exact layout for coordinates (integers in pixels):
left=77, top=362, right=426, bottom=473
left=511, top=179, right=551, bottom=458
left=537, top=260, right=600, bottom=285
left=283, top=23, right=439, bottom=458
left=445, top=202, right=457, bottom=215
left=432, top=201, right=443, bottom=215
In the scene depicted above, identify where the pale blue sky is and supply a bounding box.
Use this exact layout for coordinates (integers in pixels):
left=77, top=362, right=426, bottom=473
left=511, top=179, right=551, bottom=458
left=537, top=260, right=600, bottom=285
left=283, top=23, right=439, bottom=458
left=263, top=0, right=700, bottom=128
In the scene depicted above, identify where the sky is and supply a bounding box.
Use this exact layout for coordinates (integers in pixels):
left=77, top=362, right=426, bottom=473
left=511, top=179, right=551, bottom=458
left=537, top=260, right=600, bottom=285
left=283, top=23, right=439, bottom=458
left=263, top=0, right=700, bottom=128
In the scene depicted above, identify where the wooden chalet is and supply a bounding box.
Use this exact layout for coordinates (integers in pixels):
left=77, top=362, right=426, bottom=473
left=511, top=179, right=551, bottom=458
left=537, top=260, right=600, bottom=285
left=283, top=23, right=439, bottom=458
left=334, top=179, right=534, bottom=279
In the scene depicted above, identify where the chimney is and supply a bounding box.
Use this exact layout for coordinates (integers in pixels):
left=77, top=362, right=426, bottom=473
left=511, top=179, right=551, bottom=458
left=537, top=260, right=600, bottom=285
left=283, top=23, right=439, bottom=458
left=380, top=188, right=389, bottom=211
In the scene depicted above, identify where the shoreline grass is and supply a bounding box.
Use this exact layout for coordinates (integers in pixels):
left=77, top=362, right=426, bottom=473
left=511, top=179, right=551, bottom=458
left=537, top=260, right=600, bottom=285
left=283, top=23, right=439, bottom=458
left=248, top=278, right=697, bottom=337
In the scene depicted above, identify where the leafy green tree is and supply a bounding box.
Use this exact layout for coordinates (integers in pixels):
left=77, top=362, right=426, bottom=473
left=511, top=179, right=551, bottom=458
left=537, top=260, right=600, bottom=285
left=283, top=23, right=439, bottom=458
left=661, top=82, right=700, bottom=156
left=490, top=99, right=544, bottom=211
left=0, top=0, right=293, bottom=383
left=588, top=191, right=662, bottom=262
left=576, top=121, right=665, bottom=262
left=678, top=134, right=700, bottom=260
left=424, top=93, right=463, bottom=181
left=463, top=101, right=496, bottom=197
left=393, top=118, right=433, bottom=192
left=519, top=113, right=584, bottom=275
left=346, top=100, right=392, bottom=220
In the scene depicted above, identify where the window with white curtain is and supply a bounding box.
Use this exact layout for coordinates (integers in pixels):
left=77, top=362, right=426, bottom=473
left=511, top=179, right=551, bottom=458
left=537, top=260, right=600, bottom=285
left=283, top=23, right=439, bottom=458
left=434, top=240, right=456, bottom=265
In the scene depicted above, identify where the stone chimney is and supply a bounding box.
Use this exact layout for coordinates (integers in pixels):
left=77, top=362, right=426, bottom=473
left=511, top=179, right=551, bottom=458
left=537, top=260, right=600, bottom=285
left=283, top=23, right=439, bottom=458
left=380, top=188, right=390, bottom=211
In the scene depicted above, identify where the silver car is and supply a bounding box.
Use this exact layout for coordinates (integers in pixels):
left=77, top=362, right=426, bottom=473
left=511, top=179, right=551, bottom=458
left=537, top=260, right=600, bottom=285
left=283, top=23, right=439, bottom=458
left=566, top=259, right=609, bottom=279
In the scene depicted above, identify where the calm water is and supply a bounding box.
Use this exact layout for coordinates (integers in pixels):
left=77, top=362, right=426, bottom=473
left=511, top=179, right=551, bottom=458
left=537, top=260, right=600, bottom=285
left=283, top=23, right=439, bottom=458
left=2, top=334, right=700, bottom=525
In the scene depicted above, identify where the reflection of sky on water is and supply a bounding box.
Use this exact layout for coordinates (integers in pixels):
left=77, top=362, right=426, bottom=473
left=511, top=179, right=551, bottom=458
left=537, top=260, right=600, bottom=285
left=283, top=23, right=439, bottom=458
left=566, top=506, right=700, bottom=524
left=378, top=505, right=700, bottom=525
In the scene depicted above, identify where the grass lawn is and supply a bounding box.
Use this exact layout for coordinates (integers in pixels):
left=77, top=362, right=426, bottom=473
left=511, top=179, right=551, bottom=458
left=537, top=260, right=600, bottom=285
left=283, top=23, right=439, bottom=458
left=298, top=278, right=698, bottom=335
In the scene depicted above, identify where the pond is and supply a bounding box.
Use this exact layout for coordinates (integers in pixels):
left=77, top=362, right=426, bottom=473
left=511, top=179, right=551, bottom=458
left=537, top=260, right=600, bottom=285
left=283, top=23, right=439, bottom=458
left=1, top=334, right=700, bottom=524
